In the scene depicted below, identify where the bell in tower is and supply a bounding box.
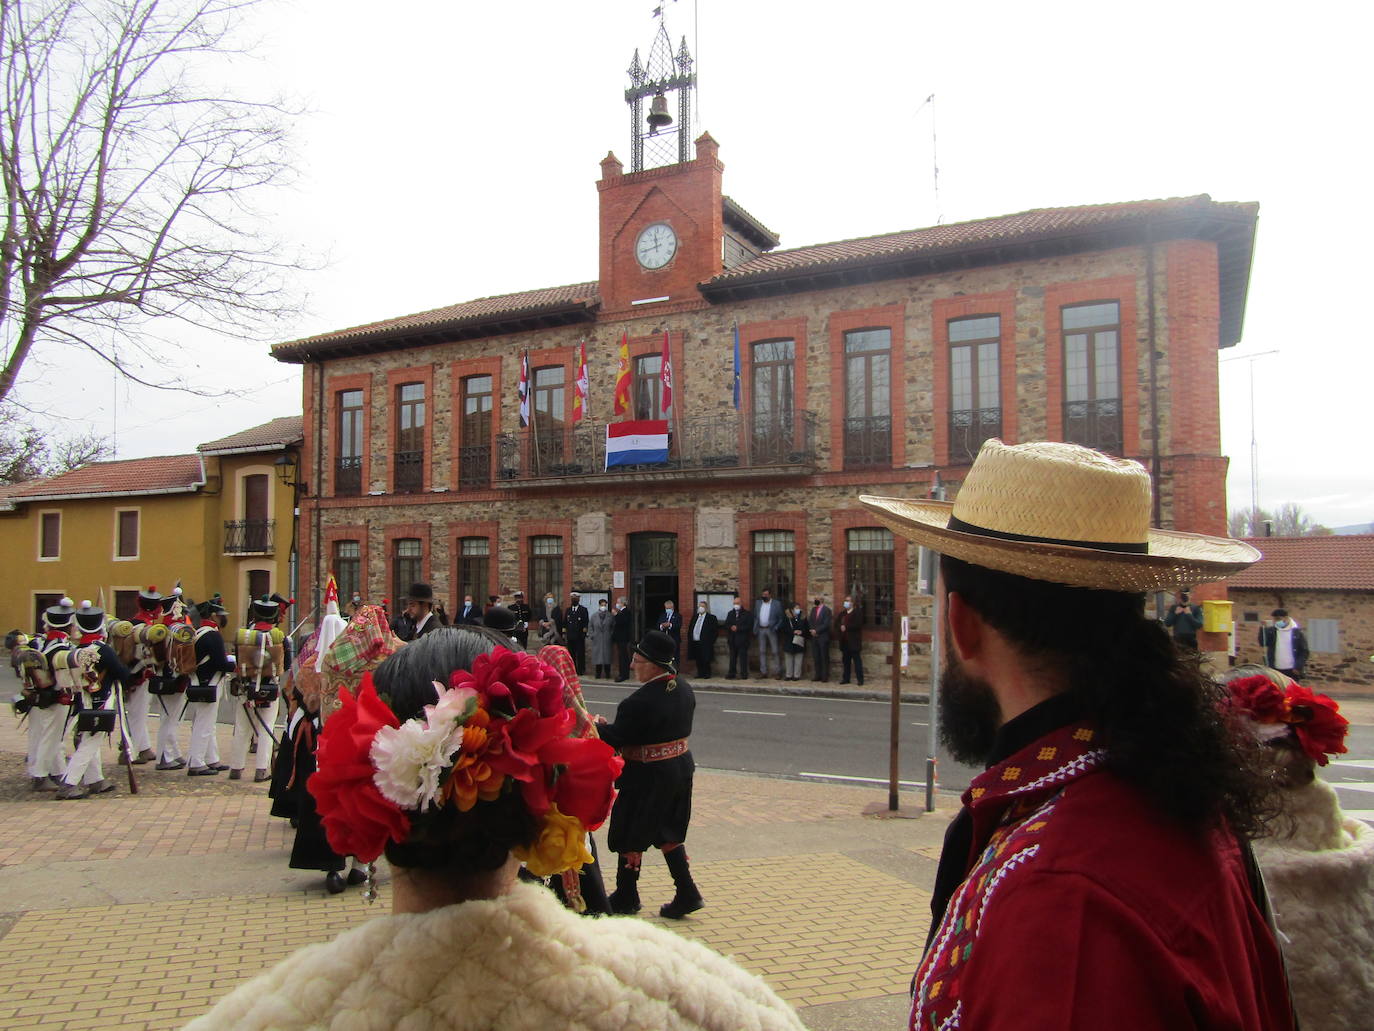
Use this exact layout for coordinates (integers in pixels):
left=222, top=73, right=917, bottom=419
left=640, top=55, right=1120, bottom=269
left=624, top=17, right=694, bottom=171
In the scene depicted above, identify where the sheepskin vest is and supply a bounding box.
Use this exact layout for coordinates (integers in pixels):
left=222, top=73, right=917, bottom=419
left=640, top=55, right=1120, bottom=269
left=183, top=881, right=804, bottom=1031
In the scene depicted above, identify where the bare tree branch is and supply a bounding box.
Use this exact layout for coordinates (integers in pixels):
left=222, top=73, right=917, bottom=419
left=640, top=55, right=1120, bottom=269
left=0, top=0, right=303, bottom=404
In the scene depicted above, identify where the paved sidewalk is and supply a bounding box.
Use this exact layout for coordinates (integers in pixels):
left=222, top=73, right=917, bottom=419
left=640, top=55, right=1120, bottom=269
left=0, top=710, right=952, bottom=1029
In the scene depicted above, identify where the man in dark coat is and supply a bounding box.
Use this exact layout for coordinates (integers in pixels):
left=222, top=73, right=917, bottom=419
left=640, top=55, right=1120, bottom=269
left=596, top=630, right=702, bottom=920
left=808, top=595, right=833, bottom=682
left=656, top=599, right=682, bottom=657
left=687, top=600, right=719, bottom=679
left=563, top=591, right=591, bottom=675
left=508, top=590, right=532, bottom=650
left=723, top=596, right=752, bottom=679
left=1163, top=590, right=1204, bottom=650
left=610, top=597, right=634, bottom=682
left=395, top=583, right=441, bottom=641
left=837, top=595, right=864, bottom=686
left=455, top=594, right=483, bottom=626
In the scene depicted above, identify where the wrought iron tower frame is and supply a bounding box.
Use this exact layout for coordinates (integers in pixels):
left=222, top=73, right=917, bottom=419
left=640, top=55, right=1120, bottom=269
left=625, top=24, right=695, bottom=172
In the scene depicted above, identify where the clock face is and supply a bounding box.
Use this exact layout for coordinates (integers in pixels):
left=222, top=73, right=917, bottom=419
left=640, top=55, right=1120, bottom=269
left=635, top=222, right=678, bottom=270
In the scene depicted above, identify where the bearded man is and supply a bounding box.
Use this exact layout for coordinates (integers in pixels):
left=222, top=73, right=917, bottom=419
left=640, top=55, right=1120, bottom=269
left=861, top=439, right=1295, bottom=1030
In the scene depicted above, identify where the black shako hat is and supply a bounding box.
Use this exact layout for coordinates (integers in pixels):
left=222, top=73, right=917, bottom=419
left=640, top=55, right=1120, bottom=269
left=634, top=630, right=678, bottom=672
left=74, top=602, right=106, bottom=634
left=408, top=582, right=434, bottom=603
left=45, top=597, right=76, bottom=630
left=196, top=597, right=228, bottom=621
left=249, top=595, right=279, bottom=622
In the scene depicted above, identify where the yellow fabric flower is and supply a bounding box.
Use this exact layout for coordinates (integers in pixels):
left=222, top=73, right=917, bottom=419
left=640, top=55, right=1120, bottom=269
left=513, top=804, right=593, bottom=876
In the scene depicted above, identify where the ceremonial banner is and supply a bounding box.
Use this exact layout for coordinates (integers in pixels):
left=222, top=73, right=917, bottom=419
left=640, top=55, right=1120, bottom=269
left=605, top=419, right=669, bottom=469
left=660, top=330, right=673, bottom=413
left=573, top=340, right=589, bottom=422
left=732, top=322, right=741, bottom=409
left=613, top=332, right=631, bottom=415
left=517, top=351, right=530, bottom=427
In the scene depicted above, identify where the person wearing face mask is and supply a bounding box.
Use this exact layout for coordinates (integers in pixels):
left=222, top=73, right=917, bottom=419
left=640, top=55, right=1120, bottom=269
left=1259, top=609, right=1309, bottom=679
left=610, top=597, right=633, bottom=682
left=589, top=597, right=614, bottom=680
left=689, top=600, right=719, bottom=679
left=782, top=604, right=808, bottom=681
left=753, top=589, right=782, bottom=679
left=808, top=596, right=833, bottom=683
left=657, top=599, right=682, bottom=657
left=457, top=595, right=483, bottom=626
left=836, top=595, right=864, bottom=686
left=723, top=596, right=753, bottom=679
left=508, top=590, right=532, bottom=651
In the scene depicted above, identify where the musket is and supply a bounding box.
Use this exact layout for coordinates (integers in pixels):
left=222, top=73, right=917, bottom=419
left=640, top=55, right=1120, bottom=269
left=114, top=681, right=139, bottom=795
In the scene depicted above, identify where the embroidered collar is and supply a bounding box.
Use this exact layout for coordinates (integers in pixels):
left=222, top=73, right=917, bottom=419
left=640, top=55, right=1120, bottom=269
left=964, top=718, right=1108, bottom=848
left=78, top=632, right=104, bottom=645
left=44, top=630, right=69, bottom=642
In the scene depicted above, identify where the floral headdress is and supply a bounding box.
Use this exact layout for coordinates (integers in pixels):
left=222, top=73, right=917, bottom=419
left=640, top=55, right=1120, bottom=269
left=1224, top=674, right=1349, bottom=766
left=309, top=647, right=622, bottom=876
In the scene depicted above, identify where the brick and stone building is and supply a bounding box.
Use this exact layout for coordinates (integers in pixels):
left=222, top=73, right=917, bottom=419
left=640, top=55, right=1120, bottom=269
left=1229, top=535, right=1374, bottom=690
left=273, top=47, right=1258, bottom=679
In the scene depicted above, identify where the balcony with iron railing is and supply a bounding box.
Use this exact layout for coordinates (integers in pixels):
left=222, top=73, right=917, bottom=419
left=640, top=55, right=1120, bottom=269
left=842, top=415, right=892, bottom=469
left=457, top=443, right=493, bottom=490
left=335, top=455, right=362, bottom=496
left=496, top=411, right=820, bottom=483
left=394, top=450, right=424, bottom=493
left=224, top=519, right=275, bottom=555
left=948, top=407, right=1002, bottom=465
left=1063, top=398, right=1122, bottom=455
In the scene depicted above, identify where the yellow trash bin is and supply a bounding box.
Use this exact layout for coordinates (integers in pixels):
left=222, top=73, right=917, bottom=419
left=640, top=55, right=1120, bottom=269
left=1201, top=599, right=1233, bottom=634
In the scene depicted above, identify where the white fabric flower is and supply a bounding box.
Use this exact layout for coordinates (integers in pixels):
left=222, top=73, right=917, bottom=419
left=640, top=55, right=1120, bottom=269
left=370, top=718, right=456, bottom=811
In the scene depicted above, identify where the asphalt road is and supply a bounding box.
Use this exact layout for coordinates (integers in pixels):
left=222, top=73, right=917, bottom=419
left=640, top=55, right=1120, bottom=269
left=584, top=682, right=1374, bottom=818
left=582, top=682, right=983, bottom=797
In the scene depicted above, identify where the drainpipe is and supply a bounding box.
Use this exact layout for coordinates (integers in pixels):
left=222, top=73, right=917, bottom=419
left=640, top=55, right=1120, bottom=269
left=1146, top=224, right=1161, bottom=527
left=313, top=360, right=325, bottom=620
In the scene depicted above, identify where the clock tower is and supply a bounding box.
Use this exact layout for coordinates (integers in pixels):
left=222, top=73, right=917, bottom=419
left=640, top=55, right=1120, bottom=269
left=597, top=20, right=778, bottom=319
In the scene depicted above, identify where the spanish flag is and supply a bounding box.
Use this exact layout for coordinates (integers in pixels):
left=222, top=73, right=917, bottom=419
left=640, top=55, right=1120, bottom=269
left=613, top=332, right=631, bottom=415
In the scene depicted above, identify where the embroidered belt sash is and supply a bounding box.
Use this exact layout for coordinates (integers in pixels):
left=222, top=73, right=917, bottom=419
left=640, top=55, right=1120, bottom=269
left=622, top=738, right=688, bottom=762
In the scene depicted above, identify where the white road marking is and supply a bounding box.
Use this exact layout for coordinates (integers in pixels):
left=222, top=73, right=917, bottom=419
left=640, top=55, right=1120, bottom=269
left=800, top=771, right=928, bottom=788
left=723, top=708, right=786, bottom=717
left=910, top=722, right=928, bottom=727
left=584, top=700, right=616, bottom=707
left=1343, top=810, right=1374, bottom=825
left=1329, top=759, right=1374, bottom=769
left=1333, top=781, right=1374, bottom=794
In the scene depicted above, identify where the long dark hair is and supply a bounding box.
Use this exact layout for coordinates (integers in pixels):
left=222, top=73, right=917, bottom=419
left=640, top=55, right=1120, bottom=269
left=941, top=556, right=1279, bottom=839
left=370, top=627, right=539, bottom=872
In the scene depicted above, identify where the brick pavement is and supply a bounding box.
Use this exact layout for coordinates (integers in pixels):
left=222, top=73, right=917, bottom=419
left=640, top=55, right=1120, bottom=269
left=0, top=708, right=952, bottom=1029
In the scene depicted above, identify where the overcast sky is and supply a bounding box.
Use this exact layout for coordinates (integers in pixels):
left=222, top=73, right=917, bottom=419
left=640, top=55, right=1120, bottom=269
left=19, top=0, right=1374, bottom=530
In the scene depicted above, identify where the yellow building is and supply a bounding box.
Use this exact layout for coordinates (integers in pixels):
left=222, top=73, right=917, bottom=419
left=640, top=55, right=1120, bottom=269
left=0, top=417, right=302, bottom=633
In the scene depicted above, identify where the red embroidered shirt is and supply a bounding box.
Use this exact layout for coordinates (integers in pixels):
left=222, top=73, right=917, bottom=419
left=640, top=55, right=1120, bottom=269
left=911, top=719, right=1294, bottom=1030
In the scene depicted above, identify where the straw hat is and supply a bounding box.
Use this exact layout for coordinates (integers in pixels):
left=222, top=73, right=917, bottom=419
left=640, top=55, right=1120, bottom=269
left=859, top=439, right=1260, bottom=591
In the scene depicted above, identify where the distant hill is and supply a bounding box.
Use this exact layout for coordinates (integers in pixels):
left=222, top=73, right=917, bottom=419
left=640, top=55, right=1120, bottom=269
left=1332, top=522, right=1374, bottom=535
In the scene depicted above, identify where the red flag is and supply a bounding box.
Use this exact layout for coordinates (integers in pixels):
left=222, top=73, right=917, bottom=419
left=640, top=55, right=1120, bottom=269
left=573, top=340, right=589, bottom=422
left=660, top=330, right=673, bottom=413
left=613, top=333, right=631, bottom=415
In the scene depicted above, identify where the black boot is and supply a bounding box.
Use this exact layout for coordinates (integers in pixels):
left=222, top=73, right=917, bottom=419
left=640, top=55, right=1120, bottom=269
left=659, top=847, right=704, bottom=919
left=607, top=853, right=641, bottom=915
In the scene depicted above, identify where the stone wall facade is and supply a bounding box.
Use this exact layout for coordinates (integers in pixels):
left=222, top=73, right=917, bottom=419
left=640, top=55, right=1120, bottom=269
left=292, top=236, right=1231, bottom=682
left=1230, top=588, right=1374, bottom=690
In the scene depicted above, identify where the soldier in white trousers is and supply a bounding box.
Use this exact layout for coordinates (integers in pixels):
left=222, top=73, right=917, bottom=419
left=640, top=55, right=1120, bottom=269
left=55, top=602, right=135, bottom=800
left=22, top=616, right=74, bottom=789
left=123, top=586, right=165, bottom=765
left=187, top=598, right=234, bottom=775
left=229, top=594, right=289, bottom=782
left=152, top=586, right=194, bottom=770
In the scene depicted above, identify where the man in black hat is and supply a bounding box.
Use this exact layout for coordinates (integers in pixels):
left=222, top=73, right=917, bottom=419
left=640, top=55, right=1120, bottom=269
left=594, top=630, right=703, bottom=920
left=123, top=585, right=164, bottom=764
left=229, top=594, right=287, bottom=782
left=396, top=582, right=440, bottom=641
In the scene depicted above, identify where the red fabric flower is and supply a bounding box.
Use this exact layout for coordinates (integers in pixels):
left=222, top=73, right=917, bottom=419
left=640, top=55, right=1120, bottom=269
left=454, top=648, right=566, bottom=718
left=1225, top=675, right=1289, bottom=723
left=543, top=736, right=623, bottom=830
left=1284, top=683, right=1349, bottom=765
left=309, top=675, right=411, bottom=862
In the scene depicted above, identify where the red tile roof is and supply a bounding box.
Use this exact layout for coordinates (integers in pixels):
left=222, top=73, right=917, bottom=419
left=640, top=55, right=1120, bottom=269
left=706, top=195, right=1256, bottom=285
left=274, top=282, right=599, bottom=359
left=1229, top=535, right=1374, bottom=591
left=198, top=415, right=303, bottom=454
left=10, top=454, right=205, bottom=501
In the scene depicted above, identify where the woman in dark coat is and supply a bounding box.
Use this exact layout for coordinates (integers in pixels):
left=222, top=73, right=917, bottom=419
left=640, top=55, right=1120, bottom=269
left=594, top=630, right=702, bottom=919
